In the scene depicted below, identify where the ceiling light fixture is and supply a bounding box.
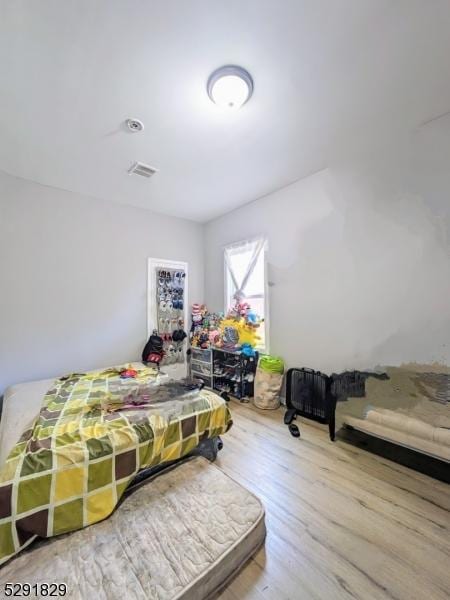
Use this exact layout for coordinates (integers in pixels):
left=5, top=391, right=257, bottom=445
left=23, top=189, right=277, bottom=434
left=207, top=65, right=253, bottom=109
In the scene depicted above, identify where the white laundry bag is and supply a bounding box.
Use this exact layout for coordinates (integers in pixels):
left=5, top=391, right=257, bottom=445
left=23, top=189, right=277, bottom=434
left=254, top=355, right=284, bottom=410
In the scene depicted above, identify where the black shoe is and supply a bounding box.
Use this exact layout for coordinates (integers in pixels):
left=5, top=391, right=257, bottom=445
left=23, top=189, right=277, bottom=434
left=284, top=408, right=297, bottom=425
left=288, top=423, right=300, bottom=438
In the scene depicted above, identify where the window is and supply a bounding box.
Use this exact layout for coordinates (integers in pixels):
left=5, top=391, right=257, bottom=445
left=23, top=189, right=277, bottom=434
left=224, top=237, right=268, bottom=351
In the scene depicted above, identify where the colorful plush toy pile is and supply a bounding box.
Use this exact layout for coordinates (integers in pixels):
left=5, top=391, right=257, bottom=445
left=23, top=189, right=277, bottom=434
left=190, top=300, right=262, bottom=351
left=220, top=300, right=261, bottom=350
left=190, top=304, right=223, bottom=349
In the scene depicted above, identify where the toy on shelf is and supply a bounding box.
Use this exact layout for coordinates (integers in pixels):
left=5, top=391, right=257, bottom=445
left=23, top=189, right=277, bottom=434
left=208, top=329, right=220, bottom=346
left=189, top=300, right=262, bottom=351
left=190, top=304, right=214, bottom=349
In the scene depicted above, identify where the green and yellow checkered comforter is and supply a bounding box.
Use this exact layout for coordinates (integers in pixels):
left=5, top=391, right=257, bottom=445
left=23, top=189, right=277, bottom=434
left=0, top=366, right=232, bottom=566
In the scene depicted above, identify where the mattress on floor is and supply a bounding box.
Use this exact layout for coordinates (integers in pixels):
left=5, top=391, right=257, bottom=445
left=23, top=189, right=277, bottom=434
left=0, top=457, right=266, bottom=600
left=345, top=411, right=450, bottom=462
left=337, top=364, right=450, bottom=462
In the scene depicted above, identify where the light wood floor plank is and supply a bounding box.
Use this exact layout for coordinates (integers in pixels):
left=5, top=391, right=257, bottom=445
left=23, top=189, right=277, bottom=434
left=216, top=401, right=450, bottom=600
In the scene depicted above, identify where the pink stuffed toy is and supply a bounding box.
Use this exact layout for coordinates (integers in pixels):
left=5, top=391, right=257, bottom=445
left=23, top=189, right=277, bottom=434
left=209, top=329, right=220, bottom=345
left=238, top=302, right=251, bottom=317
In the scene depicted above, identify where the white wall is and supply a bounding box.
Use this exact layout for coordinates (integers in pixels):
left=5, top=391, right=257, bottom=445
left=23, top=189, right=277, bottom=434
left=204, top=127, right=450, bottom=373
left=1, top=117, right=449, bottom=395
left=0, top=171, right=204, bottom=395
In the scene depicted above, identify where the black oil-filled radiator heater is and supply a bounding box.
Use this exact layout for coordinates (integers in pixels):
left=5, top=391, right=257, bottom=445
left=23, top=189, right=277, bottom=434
left=284, top=368, right=337, bottom=441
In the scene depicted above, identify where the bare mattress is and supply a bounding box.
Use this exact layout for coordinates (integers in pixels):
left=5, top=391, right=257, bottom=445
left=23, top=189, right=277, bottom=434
left=337, top=364, right=450, bottom=462
left=0, top=457, right=266, bottom=600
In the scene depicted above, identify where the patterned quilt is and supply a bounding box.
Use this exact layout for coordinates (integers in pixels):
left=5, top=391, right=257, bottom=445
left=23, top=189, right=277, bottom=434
left=0, top=366, right=232, bottom=566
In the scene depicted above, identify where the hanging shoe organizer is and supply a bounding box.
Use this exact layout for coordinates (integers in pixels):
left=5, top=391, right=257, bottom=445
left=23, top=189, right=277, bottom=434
left=156, top=269, right=187, bottom=366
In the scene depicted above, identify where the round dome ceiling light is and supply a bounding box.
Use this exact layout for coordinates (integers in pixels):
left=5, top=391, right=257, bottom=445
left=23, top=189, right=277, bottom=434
left=207, top=65, right=253, bottom=109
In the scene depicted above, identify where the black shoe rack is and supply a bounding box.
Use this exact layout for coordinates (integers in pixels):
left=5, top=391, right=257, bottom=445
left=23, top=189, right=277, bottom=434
left=189, top=347, right=258, bottom=401
left=212, top=348, right=258, bottom=402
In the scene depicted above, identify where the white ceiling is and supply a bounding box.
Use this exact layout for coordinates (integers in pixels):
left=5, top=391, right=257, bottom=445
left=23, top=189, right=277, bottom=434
left=1, top=0, right=450, bottom=222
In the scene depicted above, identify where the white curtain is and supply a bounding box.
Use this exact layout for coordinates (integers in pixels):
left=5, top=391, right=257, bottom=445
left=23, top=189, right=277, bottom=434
left=224, top=237, right=266, bottom=302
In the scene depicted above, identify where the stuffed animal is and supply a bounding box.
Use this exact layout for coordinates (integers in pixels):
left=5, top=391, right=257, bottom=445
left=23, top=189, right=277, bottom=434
left=246, top=310, right=258, bottom=324
left=220, top=317, right=261, bottom=348
left=208, top=329, right=220, bottom=345
left=199, top=331, right=209, bottom=349
left=238, top=302, right=251, bottom=317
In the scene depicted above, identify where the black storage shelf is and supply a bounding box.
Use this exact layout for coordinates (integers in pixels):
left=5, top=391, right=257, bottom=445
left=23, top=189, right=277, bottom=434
left=189, top=346, right=258, bottom=401
left=212, top=347, right=258, bottom=401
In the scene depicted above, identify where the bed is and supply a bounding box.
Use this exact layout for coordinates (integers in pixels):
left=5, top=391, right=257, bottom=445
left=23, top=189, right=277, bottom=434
left=0, top=362, right=160, bottom=466
left=336, top=364, right=450, bottom=462
left=0, top=363, right=232, bottom=566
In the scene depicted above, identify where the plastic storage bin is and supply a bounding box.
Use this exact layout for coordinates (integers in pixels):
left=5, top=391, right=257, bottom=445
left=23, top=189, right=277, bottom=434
left=191, top=348, right=212, bottom=363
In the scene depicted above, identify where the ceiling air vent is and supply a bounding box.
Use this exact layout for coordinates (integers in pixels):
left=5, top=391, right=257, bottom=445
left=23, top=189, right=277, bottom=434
left=128, top=161, right=158, bottom=178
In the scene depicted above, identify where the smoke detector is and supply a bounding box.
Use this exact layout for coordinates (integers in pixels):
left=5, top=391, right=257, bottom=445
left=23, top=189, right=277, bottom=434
left=126, top=118, right=144, bottom=132
left=128, top=161, right=158, bottom=178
